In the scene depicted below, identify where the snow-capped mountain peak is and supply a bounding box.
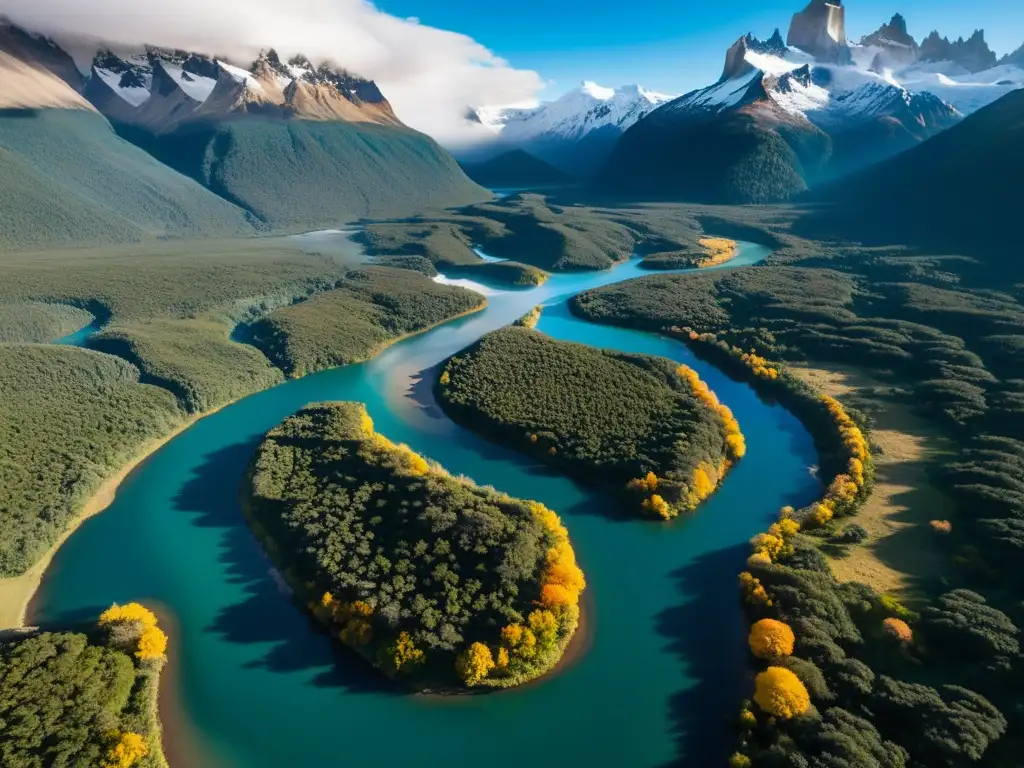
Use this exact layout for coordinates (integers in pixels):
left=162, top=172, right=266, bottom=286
left=468, top=80, right=676, bottom=177
left=477, top=81, right=674, bottom=142
left=580, top=80, right=615, bottom=100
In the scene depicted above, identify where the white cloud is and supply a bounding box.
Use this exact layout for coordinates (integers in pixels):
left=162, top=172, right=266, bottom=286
left=3, top=0, right=544, bottom=145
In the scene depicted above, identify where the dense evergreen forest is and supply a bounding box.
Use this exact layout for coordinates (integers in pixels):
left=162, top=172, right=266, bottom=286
left=0, top=346, right=183, bottom=576
left=572, top=236, right=1024, bottom=766
left=244, top=402, right=585, bottom=688
left=0, top=244, right=492, bottom=583
left=0, top=603, right=167, bottom=768
left=436, top=326, right=739, bottom=519
left=357, top=193, right=714, bottom=274
left=246, top=267, right=485, bottom=376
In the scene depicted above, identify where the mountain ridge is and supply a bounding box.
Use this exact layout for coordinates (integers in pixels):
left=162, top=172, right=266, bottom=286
left=468, top=80, right=674, bottom=178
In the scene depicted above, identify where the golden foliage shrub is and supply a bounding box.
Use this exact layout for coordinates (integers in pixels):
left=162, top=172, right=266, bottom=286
left=748, top=619, right=795, bottom=659
left=753, top=667, right=810, bottom=719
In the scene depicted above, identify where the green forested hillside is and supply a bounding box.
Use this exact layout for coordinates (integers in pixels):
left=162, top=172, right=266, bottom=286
left=0, top=346, right=182, bottom=576
left=595, top=108, right=829, bottom=204
left=805, top=89, right=1024, bottom=254
left=460, top=149, right=569, bottom=188
left=0, top=110, right=252, bottom=252
left=92, top=317, right=285, bottom=413
left=437, top=326, right=735, bottom=518
left=140, top=119, right=489, bottom=229
left=247, top=267, right=485, bottom=376
left=245, top=402, right=584, bottom=688
left=0, top=303, right=93, bottom=343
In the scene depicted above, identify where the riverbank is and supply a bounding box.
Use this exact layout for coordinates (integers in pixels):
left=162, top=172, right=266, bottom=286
left=1, top=401, right=237, bottom=631
left=280, top=300, right=489, bottom=380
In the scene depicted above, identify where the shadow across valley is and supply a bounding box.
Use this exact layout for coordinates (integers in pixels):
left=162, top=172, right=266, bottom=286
left=171, top=439, right=401, bottom=697
left=657, top=544, right=752, bottom=768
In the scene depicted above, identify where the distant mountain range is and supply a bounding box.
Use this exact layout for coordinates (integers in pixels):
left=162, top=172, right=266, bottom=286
left=592, top=0, right=1023, bottom=203
left=0, top=18, right=487, bottom=250
left=467, top=82, right=673, bottom=178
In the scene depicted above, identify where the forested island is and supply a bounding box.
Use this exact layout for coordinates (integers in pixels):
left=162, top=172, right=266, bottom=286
left=639, top=236, right=739, bottom=271
left=436, top=326, right=744, bottom=519
left=243, top=402, right=585, bottom=689
left=0, top=603, right=167, bottom=768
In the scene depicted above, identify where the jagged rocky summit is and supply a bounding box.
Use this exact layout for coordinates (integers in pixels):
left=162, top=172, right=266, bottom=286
left=0, top=18, right=488, bottom=244
left=787, top=0, right=851, bottom=64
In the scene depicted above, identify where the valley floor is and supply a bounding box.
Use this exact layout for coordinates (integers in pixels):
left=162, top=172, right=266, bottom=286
left=790, top=364, right=957, bottom=600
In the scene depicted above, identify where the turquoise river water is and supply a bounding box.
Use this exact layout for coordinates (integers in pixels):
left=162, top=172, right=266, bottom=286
left=34, top=242, right=820, bottom=767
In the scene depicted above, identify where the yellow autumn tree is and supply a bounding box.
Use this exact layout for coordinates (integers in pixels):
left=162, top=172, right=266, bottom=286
left=99, top=603, right=158, bottom=629
left=628, top=471, right=659, bottom=494
left=98, top=603, right=165, bottom=663
left=456, top=642, right=495, bottom=686
left=102, top=732, right=148, bottom=768
left=495, top=647, right=510, bottom=669
left=882, top=617, right=913, bottom=644
left=383, top=631, right=425, bottom=674
left=642, top=494, right=673, bottom=520
left=500, top=624, right=537, bottom=659
left=739, top=572, right=772, bottom=607
left=809, top=501, right=834, bottom=528
left=753, top=667, right=810, bottom=719
left=750, top=532, right=784, bottom=561
left=136, top=626, right=168, bottom=661
left=359, top=410, right=375, bottom=436
left=529, top=502, right=586, bottom=609
left=748, top=619, right=795, bottom=659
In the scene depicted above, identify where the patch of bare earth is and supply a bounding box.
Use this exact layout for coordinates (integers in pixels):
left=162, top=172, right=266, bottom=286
left=790, top=364, right=956, bottom=601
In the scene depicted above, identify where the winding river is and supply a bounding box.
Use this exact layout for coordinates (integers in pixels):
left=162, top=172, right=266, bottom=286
left=33, top=242, right=820, bottom=767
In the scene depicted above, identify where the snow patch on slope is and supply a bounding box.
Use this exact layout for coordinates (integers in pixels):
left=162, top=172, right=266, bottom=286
left=93, top=67, right=150, bottom=106
left=218, top=61, right=263, bottom=91
left=161, top=63, right=217, bottom=102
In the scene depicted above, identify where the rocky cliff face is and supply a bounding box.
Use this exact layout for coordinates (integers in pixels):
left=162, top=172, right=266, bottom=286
left=861, top=14, right=919, bottom=71
left=1002, top=44, right=1024, bottom=69
left=721, top=30, right=789, bottom=81
left=787, top=0, right=851, bottom=64
left=920, top=30, right=997, bottom=74
left=72, top=42, right=401, bottom=133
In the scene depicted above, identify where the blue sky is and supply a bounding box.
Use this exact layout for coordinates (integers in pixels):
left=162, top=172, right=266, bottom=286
left=376, top=0, right=1024, bottom=99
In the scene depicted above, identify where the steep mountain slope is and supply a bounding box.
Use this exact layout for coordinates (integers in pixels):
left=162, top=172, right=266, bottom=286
left=472, top=82, right=673, bottom=178
left=460, top=149, right=569, bottom=189
left=0, top=25, right=253, bottom=252
left=595, top=24, right=961, bottom=203
left=807, top=89, right=1024, bottom=253
left=79, top=46, right=488, bottom=229
left=595, top=64, right=831, bottom=203
left=141, top=118, right=487, bottom=229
